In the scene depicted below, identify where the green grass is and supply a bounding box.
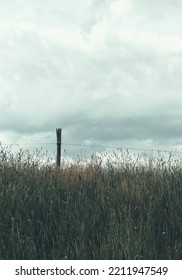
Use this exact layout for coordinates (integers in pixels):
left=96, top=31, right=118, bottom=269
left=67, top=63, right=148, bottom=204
left=0, top=146, right=182, bottom=259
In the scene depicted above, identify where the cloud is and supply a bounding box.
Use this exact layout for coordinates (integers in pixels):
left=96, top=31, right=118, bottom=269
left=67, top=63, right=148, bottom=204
left=0, top=0, right=182, bottom=154
left=110, top=0, right=131, bottom=16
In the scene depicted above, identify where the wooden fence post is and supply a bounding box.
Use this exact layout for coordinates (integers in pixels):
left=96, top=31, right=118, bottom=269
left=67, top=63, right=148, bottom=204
left=56, top=128, right=62, bottom=167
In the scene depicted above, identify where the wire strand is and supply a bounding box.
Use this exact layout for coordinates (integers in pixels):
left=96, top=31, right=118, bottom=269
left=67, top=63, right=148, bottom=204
left=1, top=141, right=182, bottom=154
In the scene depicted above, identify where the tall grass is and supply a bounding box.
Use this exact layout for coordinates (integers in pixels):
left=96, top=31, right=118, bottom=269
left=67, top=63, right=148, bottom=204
left=0, top=146, right=182, bottom=259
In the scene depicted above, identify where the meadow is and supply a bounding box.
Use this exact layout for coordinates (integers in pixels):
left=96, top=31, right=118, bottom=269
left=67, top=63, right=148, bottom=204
left=0, top=145, right=182, bottom=259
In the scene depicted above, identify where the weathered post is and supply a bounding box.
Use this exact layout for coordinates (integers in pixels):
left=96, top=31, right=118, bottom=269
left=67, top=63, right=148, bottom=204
left=56, top=128, right=62, bottom=167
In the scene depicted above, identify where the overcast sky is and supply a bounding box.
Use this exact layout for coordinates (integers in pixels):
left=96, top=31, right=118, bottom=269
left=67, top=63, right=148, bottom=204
left=1, top=0, right=182, bottom=158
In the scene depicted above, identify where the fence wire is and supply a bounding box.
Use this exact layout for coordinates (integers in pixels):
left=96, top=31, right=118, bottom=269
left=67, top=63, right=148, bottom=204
left=1, top=141, right=182, bottom=154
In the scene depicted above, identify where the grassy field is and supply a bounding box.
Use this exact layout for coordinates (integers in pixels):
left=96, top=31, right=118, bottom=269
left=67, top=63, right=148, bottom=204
left=0, top=146, right=182, bottom=259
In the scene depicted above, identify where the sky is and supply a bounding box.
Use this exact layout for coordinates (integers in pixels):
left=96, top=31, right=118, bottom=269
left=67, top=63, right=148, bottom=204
left=1, top=0, right=182, bottom=160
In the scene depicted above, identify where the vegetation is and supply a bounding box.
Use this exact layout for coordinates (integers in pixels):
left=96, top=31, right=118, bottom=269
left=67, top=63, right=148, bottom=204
left=0, top=146, right=182, bottom=259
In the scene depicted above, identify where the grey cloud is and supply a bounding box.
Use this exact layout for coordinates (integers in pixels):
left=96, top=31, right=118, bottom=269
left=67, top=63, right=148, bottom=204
left=53, top=113, right=182, bottom=145
left=91, top=115, right=182, bottom=143
left=0, top=0, right=182, bottom=153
